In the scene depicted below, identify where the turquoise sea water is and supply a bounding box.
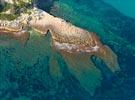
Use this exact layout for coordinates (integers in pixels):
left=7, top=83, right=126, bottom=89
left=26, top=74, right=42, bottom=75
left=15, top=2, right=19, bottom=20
left=103, top=0, right=135, bottom=18
left=0, top=0, right=135, bottom=100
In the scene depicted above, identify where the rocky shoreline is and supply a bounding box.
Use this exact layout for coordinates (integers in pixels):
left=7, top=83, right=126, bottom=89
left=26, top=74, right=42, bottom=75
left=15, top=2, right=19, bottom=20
left=0, top=4, right=123, bottom=96
left=0, top=7, right=120, bottom=72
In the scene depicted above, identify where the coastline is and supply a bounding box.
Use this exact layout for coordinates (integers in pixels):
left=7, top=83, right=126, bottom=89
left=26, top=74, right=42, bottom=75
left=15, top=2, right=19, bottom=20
left=0, top=7, right=120, bottom=72
left=0, top=5, right=121, bottom=95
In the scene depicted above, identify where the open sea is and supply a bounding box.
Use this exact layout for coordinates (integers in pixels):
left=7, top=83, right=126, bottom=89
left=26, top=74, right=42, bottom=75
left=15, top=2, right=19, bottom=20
left=0, top=0, right=135, bottom=100
left=103, top=0, right=135, bottom=19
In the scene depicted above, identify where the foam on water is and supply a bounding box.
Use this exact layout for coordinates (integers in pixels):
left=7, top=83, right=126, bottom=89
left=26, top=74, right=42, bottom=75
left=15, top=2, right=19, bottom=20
left=54, top=41, right=100, bottom=53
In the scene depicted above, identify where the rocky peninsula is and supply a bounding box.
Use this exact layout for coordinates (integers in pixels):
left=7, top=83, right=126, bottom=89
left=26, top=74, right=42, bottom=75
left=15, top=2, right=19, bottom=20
left=0, top=6, right=120, bottom=72
left=0, top=0, right=121, bottom=95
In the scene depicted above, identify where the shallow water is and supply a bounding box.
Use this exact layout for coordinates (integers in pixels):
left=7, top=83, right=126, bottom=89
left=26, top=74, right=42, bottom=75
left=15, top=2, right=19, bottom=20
left=0, top=0, right=135, bottom=100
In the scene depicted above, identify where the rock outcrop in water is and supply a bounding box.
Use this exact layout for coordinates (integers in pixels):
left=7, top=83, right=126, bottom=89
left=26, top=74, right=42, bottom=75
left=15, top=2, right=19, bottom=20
left=0, top=7, right=120, bottom=95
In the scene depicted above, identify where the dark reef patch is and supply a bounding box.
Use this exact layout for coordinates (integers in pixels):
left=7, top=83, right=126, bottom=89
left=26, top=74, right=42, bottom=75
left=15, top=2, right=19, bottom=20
left=36, top=0, right=58, bottom=12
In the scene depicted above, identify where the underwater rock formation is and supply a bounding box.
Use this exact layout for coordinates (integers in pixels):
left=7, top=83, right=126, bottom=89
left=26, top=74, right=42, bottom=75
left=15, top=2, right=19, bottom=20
left=28, top=8, right=120, bottom=72
left=0, top=7, right=120, bottom=95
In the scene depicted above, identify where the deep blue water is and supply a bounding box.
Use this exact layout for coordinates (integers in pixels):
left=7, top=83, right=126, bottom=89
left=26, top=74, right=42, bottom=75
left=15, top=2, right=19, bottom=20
left=0, top=0, right=135, bottom=100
